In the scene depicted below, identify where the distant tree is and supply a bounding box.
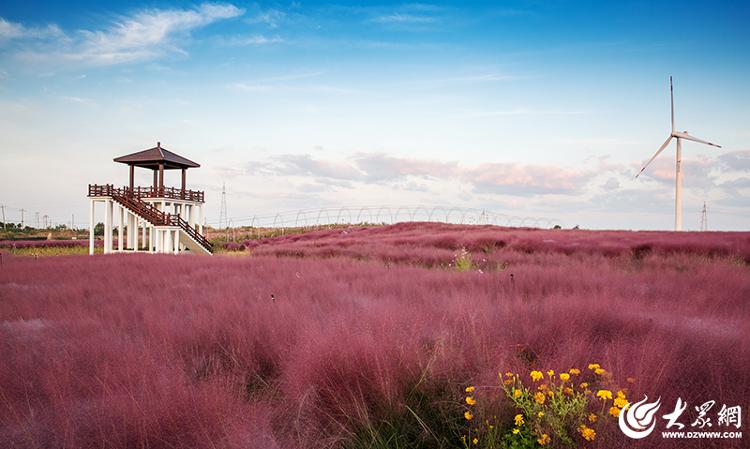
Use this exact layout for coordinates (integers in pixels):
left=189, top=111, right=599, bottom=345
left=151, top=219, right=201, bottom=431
left=94, top=222, right=105, bottom=236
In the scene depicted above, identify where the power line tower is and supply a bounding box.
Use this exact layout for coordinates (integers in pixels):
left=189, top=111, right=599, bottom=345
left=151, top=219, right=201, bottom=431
left=699, top=201, right=708, bottom=231
left=219, top=183, right=228, bottom=229
left=0, top=204, right=5, bottom=230
left=35, top=212, right=40, bottom=228
left=19, top=209, right=25, bottom=227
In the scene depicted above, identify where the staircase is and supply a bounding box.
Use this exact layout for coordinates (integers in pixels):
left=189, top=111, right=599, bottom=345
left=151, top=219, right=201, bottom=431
left=90, top=185, right=213, bottom=254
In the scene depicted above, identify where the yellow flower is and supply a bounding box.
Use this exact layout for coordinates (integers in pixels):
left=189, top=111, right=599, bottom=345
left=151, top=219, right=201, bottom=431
left=465, top=386, right=475, bottom=393
left=610, top=406, right=621, bottom=417
left=588, top=413, right=597, bottom=423
left=512, top=428, right=520, bottom=435
left=465, top=396, right=476, bottom=406
left=503, top=378, right=513, bottom=385
left=559, top=373, right=570, bottom=382
left=505, top=371, right=514, bottom=378
left=547, top=390, right=554, bottom=397
left=547, top=370, right=555, bottom=377
left=514, top=414, right=524, bottom=426
left=537, top=411, right=545, bottom=418
left=564, top=387, right=573, bottom=395
left=579, top=424, right=596, bottom=441
left=472, top=437, right=478, bottom=445
left=530, top=370, right=544, bottom=382
left=587, top=363, right=600, bottom=370
left=579, top=382, right=589, bottom=389
left=534, top=392, right=546, bottom=405
left=594, top=368, right=606, bottom=375
left=464, top=411, right=473, bottom=421
left=537, top=433, right=551, bottom=446
left=596, top=390, right=613, bottom=401
left=569, top=368, right=581, bottom=375
left=513, top=388, right=522, bottom=398
left=616, top=390, right=626, bottom=398
left=614, top=396, right=629, bottom=408
left=538, top=383, right=547, bottom=391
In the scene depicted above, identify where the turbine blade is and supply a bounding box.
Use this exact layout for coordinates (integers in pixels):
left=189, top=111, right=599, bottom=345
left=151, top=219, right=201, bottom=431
left=672, top=131, right=722, bottom=148
left=670, top=76, right=675, bottom=133
left=635, top=135, right=673, bottom=178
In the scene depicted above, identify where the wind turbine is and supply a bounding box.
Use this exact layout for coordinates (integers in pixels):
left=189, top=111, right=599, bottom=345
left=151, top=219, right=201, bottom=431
left=635, top=76, right=721, bottom=231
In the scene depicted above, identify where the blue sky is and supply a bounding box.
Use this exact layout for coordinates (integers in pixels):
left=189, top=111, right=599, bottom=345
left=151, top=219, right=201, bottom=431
left=0, top=1, right=748, bottom=230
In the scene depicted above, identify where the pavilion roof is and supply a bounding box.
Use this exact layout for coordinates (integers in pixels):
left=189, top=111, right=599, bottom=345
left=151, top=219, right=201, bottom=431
left=113, top=142, right=200, bottom=170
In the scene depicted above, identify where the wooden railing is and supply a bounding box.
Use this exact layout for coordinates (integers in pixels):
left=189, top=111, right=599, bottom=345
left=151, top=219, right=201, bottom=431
left=169, top=214, right=213, bottom=251
left=88, top=184, right=213, bottom=253
left=88, top=184, right=204, bottom=202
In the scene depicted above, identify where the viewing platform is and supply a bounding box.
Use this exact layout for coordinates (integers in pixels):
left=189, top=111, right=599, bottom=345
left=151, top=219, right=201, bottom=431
left=87, top=142, right=212, bottom=255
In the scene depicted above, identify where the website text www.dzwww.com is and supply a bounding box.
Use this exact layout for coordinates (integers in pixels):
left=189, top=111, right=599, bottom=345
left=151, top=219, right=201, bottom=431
left=661, top=431, right=742, bottom=439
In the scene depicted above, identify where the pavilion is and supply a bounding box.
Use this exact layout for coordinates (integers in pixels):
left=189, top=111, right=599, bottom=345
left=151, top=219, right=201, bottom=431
left=87, top=142, right=212, bottom=255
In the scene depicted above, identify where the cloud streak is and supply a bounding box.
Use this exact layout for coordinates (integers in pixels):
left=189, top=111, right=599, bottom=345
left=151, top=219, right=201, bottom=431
left=4, top=3, right=244, bottom=66
left=249, top=152, right=592, bottom=197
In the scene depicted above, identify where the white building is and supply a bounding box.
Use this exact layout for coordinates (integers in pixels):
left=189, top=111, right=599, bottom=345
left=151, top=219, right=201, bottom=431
left=87, top=142, right=212, bottom=255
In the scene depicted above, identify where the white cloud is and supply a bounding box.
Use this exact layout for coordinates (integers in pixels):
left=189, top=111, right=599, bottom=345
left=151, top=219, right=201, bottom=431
left=0, top=17, right=64, bottom=41
left=246, top=152, right=592, bottom=197
left=245, top=9, right=286, bottom=28
left=372, top=13, right=437, bottom=24
left=217, top=34, right=284, bottom=46
left=5, top=3, right=244, bottom=66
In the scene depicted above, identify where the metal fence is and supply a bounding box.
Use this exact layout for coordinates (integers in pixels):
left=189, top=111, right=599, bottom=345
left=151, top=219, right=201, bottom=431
left=208, top=205, right=560, bottom=229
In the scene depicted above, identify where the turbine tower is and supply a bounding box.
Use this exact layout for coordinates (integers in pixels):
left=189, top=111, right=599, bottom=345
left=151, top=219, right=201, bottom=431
left=636, top=77, right=722, bottom=231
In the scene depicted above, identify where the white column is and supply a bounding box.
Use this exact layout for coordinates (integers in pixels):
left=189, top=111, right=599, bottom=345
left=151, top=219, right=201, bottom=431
left=89, top=200, right=95, bottom=255
left=164, top=228, right=171, bottom=253
left=155, top=228, right=161, bottom=253
left=133, top=218, right=139, bottom=253
left=104, top=200, right=113, bottom=254
left=127, top=213, right=135, bottom=249
left=173, top=229, right=179, bottom=254
left=149, top=227, right=154, bottom=252
left=142, top=224, right=147, bottom=250
left=198, top=204, right=204, bottom=235
left=118, top=206, right=124, bottom=252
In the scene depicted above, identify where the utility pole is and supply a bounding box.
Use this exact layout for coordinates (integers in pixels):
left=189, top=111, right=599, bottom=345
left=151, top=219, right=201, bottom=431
left=35, top=212, right=40, bottom=228
left=0, top=205, right=5, bottom=230
left=700, top=202, right=708, bottom=231
left=20, top=209, right=25, bottom=227
left=43, top=214, right=49, bottom=229
left=219, top=183, right=228, bottom=229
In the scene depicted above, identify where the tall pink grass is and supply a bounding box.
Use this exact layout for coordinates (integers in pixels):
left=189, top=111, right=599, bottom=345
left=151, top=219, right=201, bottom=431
left=1, top=224, right=748, bottom=448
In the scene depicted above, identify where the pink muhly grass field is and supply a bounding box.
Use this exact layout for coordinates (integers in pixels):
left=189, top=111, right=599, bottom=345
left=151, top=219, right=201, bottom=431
left=0, top=223, right=748, bottom=449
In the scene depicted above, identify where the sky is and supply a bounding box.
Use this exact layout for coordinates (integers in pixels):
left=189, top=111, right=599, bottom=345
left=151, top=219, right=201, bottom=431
left=0, top=0, right=748, bottom=231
